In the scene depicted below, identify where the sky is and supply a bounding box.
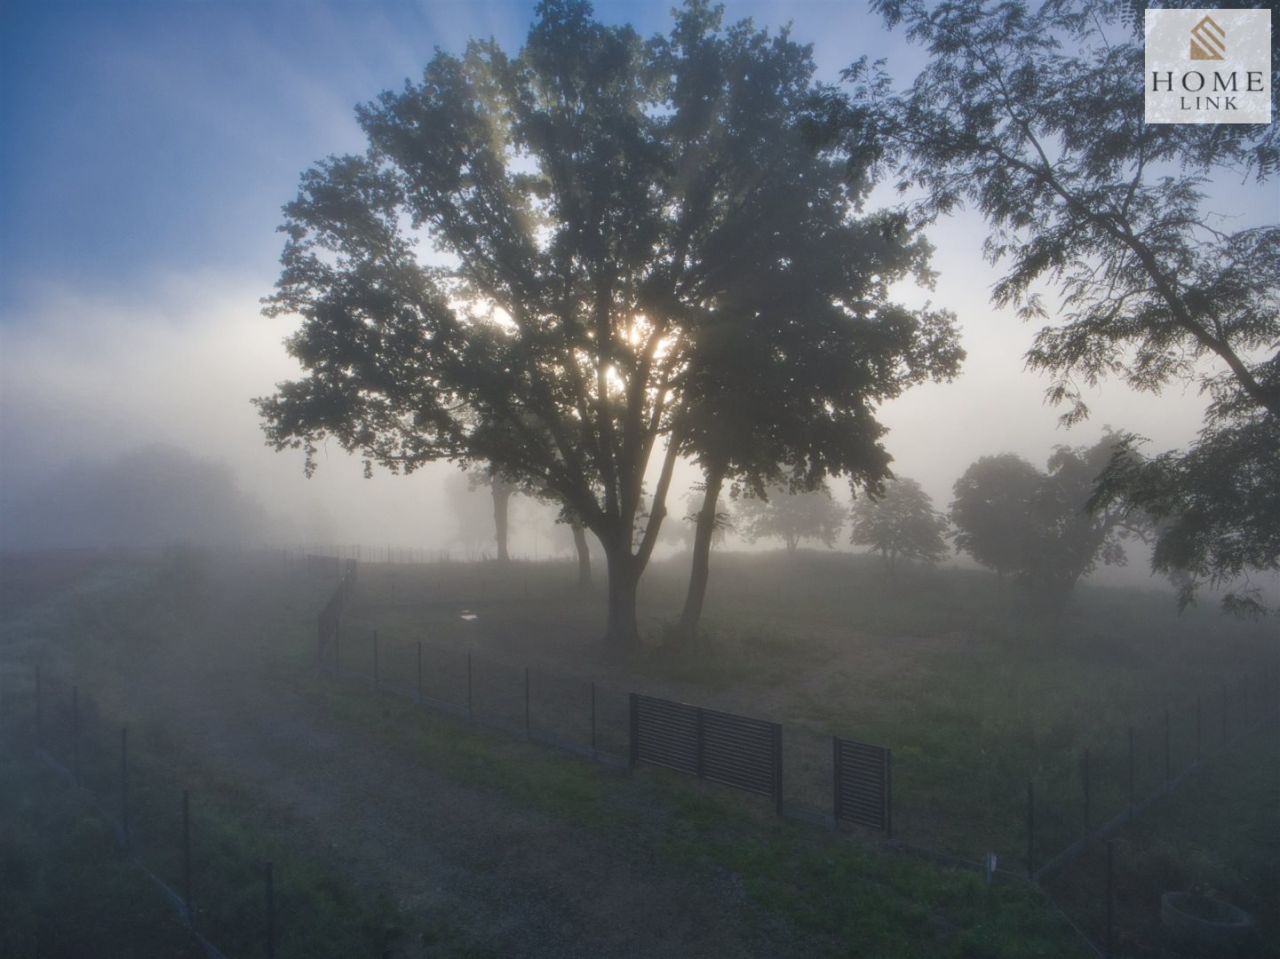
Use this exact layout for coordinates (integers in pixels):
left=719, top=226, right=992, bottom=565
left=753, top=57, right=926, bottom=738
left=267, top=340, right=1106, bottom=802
left=0, top=0, right=1272, bottom=580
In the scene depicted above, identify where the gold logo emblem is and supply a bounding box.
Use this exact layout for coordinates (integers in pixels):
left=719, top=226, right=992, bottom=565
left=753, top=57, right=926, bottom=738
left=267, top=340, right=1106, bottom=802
left=1190, top=15, right=1226, bottom=60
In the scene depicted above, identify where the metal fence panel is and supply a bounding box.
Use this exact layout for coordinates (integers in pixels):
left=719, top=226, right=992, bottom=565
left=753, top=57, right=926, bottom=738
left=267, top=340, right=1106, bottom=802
left=834, top=737, right=891, bottom=832
left=630, top=694, right=782, bottom=811
left=632, top=694, right=698, bottom=774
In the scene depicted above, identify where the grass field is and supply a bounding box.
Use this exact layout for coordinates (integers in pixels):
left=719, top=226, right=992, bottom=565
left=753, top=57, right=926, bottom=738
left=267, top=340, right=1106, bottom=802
left=1, top=546, right=1273, bottom=957
left=338, top=550, right=1278, bottom=865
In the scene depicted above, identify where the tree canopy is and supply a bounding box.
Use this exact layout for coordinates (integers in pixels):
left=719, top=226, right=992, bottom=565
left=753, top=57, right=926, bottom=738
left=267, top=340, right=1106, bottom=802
left=950, top=454, right=1042, bottom=581
left=850, top=476, right=949, bottom=569
left=952, top=437, right=1142, bottom=612
left=818, top=0, right=1279, bottom=611
left=256, top=0, right=962, bottom=644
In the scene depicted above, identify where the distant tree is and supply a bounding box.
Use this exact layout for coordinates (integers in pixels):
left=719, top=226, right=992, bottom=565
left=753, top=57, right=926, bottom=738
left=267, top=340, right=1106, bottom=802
left=950, top=454, right=1042, bottom=581
left=253, top=0, right=959, bottom=647
left=735, top=482, right=844, bottom=556
left=850, top=476, right=948, bottom=570
left=817, top=0, right=1278, bottom=611
left=952, top=437, right=1143, bottom=612
left=444, top=471, right=498, bottom=559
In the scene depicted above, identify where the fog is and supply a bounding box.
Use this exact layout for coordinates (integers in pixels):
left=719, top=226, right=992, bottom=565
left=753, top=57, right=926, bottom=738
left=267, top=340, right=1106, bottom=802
left=0, top=0, right=1270, bottom=603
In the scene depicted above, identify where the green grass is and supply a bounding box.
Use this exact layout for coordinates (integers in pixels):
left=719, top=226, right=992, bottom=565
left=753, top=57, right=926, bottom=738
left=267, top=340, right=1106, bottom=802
left=301, top=672, right=1096, bottom=958
left=0, top=732, right=205, bottom=959
left=4, top=546, right=1272, bottom=959
left=341, top=550, right=1277, bottom=870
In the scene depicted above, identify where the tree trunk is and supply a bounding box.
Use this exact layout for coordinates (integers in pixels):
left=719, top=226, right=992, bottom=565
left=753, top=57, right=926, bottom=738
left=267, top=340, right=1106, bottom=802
left=603, top=544, right=641, bottom=647
left=492, top=483, right=511, bottom=564
left=572, top=521, right=591, bottom=587
left=676, top=461, right=727, bottom=642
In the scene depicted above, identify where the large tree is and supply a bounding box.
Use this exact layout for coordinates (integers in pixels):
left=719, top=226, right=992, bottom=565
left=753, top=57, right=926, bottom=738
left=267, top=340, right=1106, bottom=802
left=952, top=436, right=1142, bottom=612
left=850, top=476, right=949, bottom=570
left=818, top=0, right=1279, bottom=610
left=950, top=454, right=1043, bottom=581
left=257, top=0, right=960, bottom=646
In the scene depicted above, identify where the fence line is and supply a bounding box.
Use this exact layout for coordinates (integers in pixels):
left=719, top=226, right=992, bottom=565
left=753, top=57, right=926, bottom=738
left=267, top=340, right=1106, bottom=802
left=4, top=673, right=280, bottom=959
left=313, top=560, right=1279, bottom=884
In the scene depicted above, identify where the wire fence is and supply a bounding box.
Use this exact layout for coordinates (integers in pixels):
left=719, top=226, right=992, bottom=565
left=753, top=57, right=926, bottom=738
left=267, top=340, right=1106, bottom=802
left=1, top=665, right=398, bottom=959
left=309, top=556, right=1280, bottom=957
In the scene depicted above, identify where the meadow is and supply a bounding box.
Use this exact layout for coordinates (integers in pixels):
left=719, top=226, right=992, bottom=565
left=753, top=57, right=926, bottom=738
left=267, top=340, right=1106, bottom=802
left=1, top=546, right=1274, bottom=957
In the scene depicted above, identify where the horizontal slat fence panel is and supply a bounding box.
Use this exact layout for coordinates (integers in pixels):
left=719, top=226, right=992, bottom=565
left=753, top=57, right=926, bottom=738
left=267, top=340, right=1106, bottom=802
left=834, top=737, right=892, bottom=833
left=630, top=694, right=782, bottom=814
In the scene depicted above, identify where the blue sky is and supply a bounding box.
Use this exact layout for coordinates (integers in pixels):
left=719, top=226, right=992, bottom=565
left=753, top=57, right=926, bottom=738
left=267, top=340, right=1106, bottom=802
left=0, top=0, right=904, bottom=314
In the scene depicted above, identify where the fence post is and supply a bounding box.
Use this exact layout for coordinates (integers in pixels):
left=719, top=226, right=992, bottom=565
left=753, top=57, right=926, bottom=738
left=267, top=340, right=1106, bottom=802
left=1196, top=696, right=1202, bottom=762
left=35, top=663, right=42, bottom=742
left=1105, top=839, right=1115, bottom=959
left=1222, top=683, right=1228, bottom=742
left=466, top=654, right=473, bottom=721
left=885, top=747, right=893, bottom=838
left=416, top=642, right=423, bottom=704
left=183, top=790, right=192, bottom=921
left=121, top=727, right=130, bottom=851
left=772, top=722, right=784, bottom=818
left=695, top=708, right=706, bottom=779
left=1026, top=780, right=1035, bottom=880
left=590, top=682, right=597, bottom=760
left=832, top=737, right=842, bottom=823
left=1164, top=708, right=1171, bottom=783
left=524, top=667, right=531, bottom=739
left=265, top=861, right=275, bottom=959
left=628, top=693, right=638, bottom=768
left=72, top=685, right=80, bottom=784
left=1127, top=727, right=1135, bottom=814
left=1082, top=748, right=1091, bottom=830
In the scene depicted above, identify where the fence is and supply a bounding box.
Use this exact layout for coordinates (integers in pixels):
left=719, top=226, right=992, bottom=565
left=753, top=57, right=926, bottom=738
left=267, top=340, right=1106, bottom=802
left=0, top=665, right=386, bottom=959
left=630, top=693, right=784, bottom=815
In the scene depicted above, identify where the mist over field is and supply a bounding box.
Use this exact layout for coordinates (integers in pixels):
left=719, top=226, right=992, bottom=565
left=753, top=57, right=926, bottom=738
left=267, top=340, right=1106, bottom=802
left=1, top=1, right=1277, bottom=958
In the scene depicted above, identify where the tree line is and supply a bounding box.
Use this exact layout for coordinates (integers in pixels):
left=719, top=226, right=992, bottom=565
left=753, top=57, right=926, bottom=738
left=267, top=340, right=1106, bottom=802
left=255, top=0, right=1278, bottom=645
